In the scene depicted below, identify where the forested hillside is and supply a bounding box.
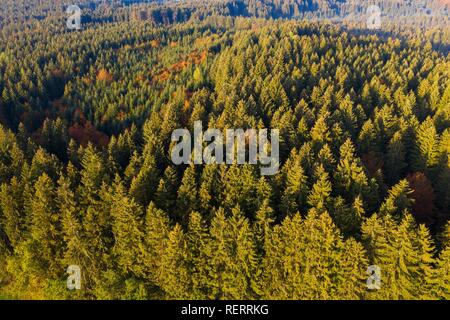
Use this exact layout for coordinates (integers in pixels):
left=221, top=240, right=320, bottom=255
left=0, top=0, right=449, bottom=300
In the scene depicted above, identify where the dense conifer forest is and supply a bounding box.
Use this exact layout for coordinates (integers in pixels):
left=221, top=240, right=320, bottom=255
left=0, top=0, right=449, bottom=299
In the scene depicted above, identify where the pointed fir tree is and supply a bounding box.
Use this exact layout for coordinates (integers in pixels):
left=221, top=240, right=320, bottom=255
left=157, top=224, right=191, bottom=299
left=362, top=213, right=419, bottom=299
left=280, top=152, right=308, bottom=216
left=254, top=199, right=275, bottom=254
left=30, top=173, right=62, bottom=277
left=307, top=164, right=332, bottom=211
left=206, top=206, right=259, bottom=299
left=57, top=175, right=91, bottom=293
left=379, top=179, right=414, bottom=219
left=144, top=202, right=171, bottom=284
left=334, top=138, right=368, bottom=200
left=385, top=131, right=407, bottom=184
left=154, top=166, right=178, bottom=215
left=198, top=164, right=221, bottom=217
left=129, top=155, right=160, bottom=207
left=414, top=224, right=437, bottom=299
left=222, top=164, right=260, bottom=214
left=110, top=177, right=146, bottom=277
left=317, top=143, right=336, bottom=174
left=0, top=177, right=25, bottom=247
left=186, top=211, right=211, bottom=299
left=413, top=117, right=439, bottom=171
left=176, top=164, right=199, bottom=220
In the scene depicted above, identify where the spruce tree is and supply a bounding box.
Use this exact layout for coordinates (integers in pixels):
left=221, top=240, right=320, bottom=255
left=362, top=214, right=419, bottom=299
left=155, top=166, right=178, bottom=215
left=157, top=224, right=191, bottom=299
left=413, top=117, right=439, bottom=171
left=206, top=207, right=259, bottom=299
left=379, top=179, right=414, bottom=219
left=57, top=175, right=91, bottom=294
left=176, top=165, right=199, bottom=220
left=434, top=222, right=450, bottom=299
left=414, top=224, right=437, bottom=299
left=307, top=164, right=332, bottom=211
left=0, top=177, right=25, bottom=247
left=144, top=202, right=171, bottom=283
left=186, top=211, right=211, bottom=299
left=385, top=131, right=407, bottom=184
left=334, top=138, right=368, bottom=200
left=280, top=152, right=308, bottom=216
left=110, top=178, right=146, bottom=277
left=30, top=173, right=62, bottom=277
left=198, top=164, right=221, bottom=217
left=335, top=237, right=368, bottom=299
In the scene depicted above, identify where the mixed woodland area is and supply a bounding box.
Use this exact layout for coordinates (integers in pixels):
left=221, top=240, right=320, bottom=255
left=0, top=0, right=449, bottom=299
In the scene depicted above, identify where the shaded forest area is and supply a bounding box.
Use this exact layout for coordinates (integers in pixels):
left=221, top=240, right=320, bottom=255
left=0, top=0, right=449, bottom=300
